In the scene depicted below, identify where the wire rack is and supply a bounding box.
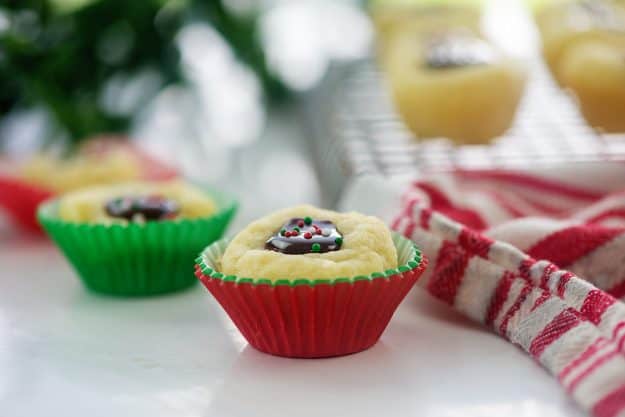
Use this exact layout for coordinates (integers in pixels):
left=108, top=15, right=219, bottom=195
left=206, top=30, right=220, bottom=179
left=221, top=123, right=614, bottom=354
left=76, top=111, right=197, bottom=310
left=307, top=58, right=625, bottom=204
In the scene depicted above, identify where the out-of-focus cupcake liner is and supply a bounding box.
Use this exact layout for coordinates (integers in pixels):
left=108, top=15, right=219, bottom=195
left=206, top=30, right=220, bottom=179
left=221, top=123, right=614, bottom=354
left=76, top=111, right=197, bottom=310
left=38, top=187, right=237, bottom=296
left=195, top=233, right=427, bottom=358
left=0, top=176, right=53, bottom=233
left=0, top=141, right=177, bottom=234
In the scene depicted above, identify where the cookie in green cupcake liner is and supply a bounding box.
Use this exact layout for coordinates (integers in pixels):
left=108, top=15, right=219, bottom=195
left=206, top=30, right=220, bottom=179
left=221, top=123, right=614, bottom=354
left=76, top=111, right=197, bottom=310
left=38, top=186, right=237, bottom=296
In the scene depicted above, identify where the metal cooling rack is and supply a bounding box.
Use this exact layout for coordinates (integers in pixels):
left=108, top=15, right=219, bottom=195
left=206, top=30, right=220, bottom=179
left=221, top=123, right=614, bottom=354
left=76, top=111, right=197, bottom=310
left=306, top=58, right=625, bottom=205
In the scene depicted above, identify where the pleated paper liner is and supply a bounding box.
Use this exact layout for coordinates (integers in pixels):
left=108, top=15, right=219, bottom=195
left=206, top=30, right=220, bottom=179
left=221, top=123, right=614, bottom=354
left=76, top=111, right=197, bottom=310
left=0, top=176, right=53, bottom=233
left=38, top=187, right=237, bottom=296
left=195, top=233, right=427, bottom=358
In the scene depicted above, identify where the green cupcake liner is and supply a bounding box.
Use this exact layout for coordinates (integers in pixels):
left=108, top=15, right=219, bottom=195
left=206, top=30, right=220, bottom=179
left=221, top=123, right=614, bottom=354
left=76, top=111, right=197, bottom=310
left=38, top=186, right=237, bottom=296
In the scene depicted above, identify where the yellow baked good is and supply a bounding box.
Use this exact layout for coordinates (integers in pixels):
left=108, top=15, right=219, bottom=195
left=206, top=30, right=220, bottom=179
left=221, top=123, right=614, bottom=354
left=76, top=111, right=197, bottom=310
left=372, top=4, right=482, bottom=54
left=385, top=29, right=526, bottom=144
left=535, top=0, right=625, bottom=84
left=559, top=38, right=625, bottom=132
left=57, top=181, right=216, bottom=223
left=221, top=205, right=397, bottom=281
left=19, top=148, right=143, bottom=193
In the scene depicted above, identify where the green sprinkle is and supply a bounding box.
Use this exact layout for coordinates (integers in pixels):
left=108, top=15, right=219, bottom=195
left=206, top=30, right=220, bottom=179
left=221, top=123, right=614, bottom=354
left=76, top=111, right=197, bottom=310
left=280, top=228, right=286, bottom=236
left=294, top=227, right=300, bottom=232
left=311, top=243, right=321, bottom=252
left=304, top=216, right=312, bottom=225
left=335, top=237, right=343, bottom=245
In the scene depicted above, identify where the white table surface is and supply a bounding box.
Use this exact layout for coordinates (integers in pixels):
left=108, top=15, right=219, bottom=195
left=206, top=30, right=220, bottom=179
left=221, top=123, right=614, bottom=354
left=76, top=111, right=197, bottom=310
left=0, top=235, right=585, bottom=417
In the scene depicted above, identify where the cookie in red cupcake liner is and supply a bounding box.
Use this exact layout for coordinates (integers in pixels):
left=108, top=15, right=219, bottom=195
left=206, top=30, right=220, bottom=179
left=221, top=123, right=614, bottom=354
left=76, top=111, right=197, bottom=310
left=195, top=233, right=427, bottom=358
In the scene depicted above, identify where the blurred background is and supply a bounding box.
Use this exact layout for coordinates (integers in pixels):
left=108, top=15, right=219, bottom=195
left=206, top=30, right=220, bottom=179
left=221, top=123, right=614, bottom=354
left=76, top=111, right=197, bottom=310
left=0, top=0, right=376, bottom=228
left=0, top=0, right=371, bottom=157
left=2, top=0, right=624, bottom=232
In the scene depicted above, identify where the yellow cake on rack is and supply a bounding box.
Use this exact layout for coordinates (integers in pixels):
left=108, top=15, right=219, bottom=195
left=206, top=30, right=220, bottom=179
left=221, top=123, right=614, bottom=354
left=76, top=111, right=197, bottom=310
left=559, top=38, right=625, bottom=132
left=371, top=3, right=482, bottom=52
left=535, top=0, right=625, bottom=84
left=385, top=29, right=526, bottom=145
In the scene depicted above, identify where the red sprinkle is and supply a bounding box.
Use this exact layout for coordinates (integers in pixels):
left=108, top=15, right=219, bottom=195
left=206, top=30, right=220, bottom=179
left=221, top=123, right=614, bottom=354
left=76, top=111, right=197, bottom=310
left=297, top=220, right=305, bottom=227
left=292, top=230, right=299, bottom=236
left=285, top=231, right=292, bottom=237
left=316, top=229, right=322, bottom=235
left=304, top=232, right=312, bottom=239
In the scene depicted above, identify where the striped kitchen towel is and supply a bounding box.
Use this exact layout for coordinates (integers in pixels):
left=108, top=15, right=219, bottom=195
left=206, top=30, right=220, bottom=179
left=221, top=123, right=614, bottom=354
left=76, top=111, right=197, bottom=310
left=387, top=170, right=625, bottom=417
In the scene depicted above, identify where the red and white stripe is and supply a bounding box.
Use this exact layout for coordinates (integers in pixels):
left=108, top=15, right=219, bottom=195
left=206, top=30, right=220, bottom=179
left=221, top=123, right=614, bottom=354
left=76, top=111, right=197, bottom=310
left=390, top=170, right=625, bottom=417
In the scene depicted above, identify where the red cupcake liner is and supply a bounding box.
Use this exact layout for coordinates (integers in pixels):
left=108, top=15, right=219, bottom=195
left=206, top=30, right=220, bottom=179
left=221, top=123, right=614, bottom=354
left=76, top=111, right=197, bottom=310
left=195, top=235, right=427, bottom=358
left=0, top=176, right=53, bottom=233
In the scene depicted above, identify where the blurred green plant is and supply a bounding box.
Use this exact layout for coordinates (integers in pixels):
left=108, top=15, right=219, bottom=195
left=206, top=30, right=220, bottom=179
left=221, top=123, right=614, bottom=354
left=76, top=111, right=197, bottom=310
left=0, top=0, right=286, bottom=145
